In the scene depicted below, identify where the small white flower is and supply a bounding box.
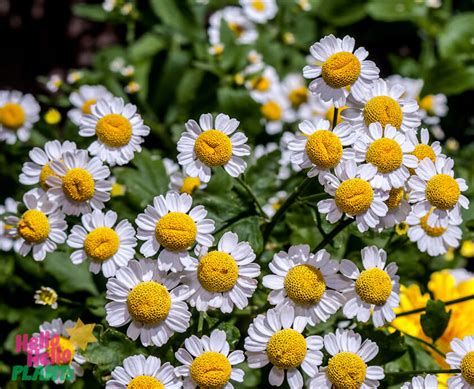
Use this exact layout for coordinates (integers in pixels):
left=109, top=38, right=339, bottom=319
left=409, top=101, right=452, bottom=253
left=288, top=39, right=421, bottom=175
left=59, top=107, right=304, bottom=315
left=34, top=286, right=58, bottom=309
left=259, top=88, right=295, bottom=135
left=263, top=191, right=287, bottom=217
left=0, top=197, right=21, bottom=252
left=401, top=374, right=438, bottom=389
left=278, top=132, right=302, bottom=179
left=110, top=57, right=126, bottom=72
left=103, top=0, right=117, bottom=12
left=208, top=7, right=257, bottom=46
left=406, top=127, right=444, bottom=168
left=281, top=74, right=309, bottom=109
left=375, top=187, right=411, bottom=231
left=164, top=158, right=207, bottom=195
left=66, top=70, right=83, bottom=84
left=446, top=335, right=474, bottom=389
left=68, top=85, right=113, bottom=126
left=245, top=65, right=280, bottom=103
left=121, top=65, right=135, bottom=77
left=240, top=0, right=278, bottom=23
left=46, top=75, right=63, bottom=93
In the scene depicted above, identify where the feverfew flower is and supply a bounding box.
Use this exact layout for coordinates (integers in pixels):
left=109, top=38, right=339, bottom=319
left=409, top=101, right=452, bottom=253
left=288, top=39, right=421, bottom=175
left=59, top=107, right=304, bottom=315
left=68, top=85, right=113, bottom=126
left=208, top=7, right=257, bottom=46
left=34, top=286, right=58, bottom=309
left=259, top=89, right=295, bottom=135
left=401, top=374, right=438, bottom=389
left=446, top=336, right=474, bottom=389
left=240, top=0, right=278, bottom=23
left=263, top=190, right=287, bottom=218
left=0, top=197, right=21, bottom=252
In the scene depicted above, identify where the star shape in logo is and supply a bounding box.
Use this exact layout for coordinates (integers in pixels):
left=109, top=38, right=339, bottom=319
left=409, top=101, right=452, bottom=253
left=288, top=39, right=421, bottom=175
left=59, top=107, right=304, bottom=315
left=66, top=318, right=98, bottom=350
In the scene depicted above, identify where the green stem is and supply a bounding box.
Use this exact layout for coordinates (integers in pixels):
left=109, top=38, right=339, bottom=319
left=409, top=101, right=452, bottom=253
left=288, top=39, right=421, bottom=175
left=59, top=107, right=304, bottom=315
left=58, top=297, right=82, bottom=306
left=313, top=218, right=354, bottom=252
left=389, top=325, right=445, bottom=358
left=197, top=312, right=205, bottom=336
left=235, top=176, right=266, bottom=218
left=385, top=369, right=459, bottom=376
left=396, top=294, right=474, bottom=317
left=332, top=107, right=339, bottom=129
left=126, top=20, right=136, bottom=45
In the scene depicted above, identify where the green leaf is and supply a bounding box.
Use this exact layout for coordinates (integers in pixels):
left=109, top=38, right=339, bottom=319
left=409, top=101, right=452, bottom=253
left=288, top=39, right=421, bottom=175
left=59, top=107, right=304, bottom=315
left=246, top=151, right=281, bottom=200
left=128, top=32, right=167, bottom=61
left=72, top=4, right=109, bottom=22
left=318, top=0, right=367, bottom=26
left=216, top=322, right=240, bottom=348
left=420, top=299, right=451, bottom=342
left=367, top=0, right=426, bottom=22
left=220, top=216, right=264, bottom=254
left=357, top=328, right=407, bottom=365
left=421, top=59, right=474, bottom=95
left=438, top=12, right=474, bottom=60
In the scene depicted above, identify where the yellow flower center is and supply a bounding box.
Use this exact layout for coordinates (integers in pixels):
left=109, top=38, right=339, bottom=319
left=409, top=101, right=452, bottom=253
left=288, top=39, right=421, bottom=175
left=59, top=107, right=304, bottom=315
left=84, top=227, right=120, bottom=261
left=395, top=222, right=408, bottom=236
left=284, top=264, right=326, bottom=305
left=385, top=187, right=404, bottom=209
left=127, top=281, right=171, bottom=324
left=366, top=138, right=403, bottom=173
left=194, top=130, right=233, bottom=167
left=261, top=101, right=282, bottom=121
left=39, top=162, right=60, bottom=191
left=251, top=76, right=270, bottom=92
left=44, top=108, right=61, bottom=125
left=326, top=352, right=367, bottom=389
left=425, top=174, right=460, bottom=210
left=266, top=329, right=307, bottom=369
left=198, top=251, right=239, bottom=293
left=0, top=102, right=26, bottom=130
left=305, top=130, right=343, bottom=169
left=38, top=289, right=58, bottom=306
left=111, top=182, right=126, bottom=197
left=18, top=210, right=50, bottom=244
left=190, top=351, right=232, bottom=388
left=96, top=113, right=133, bottom=147
left=412, top=144, right=436, bottom=164
left=180, top=176, right=201, bottom=194
left=62, top=167, right=95, bottom=202
left=155, top=212, right=197, bottom=251
left=81, top=98, right=97, bottom=115
left=127, top=375, right=164, bottom=389
left=420, top=210, right=446, bottom=237
left=461, top=351, right=474, bottom=385
left=228, top=22, right=244, bottom=37
left=251, top=0, right=266, bottom=11
left=47, top=337, right=75, bottom=365
left=325, top=106, right=346, bottom=126
left=335, top=178, right=374, bottom=215
left=419, top=95, right=433, bottom=114
left=363, top=96, right=403, bottom=129
left=321, top=52, right=361, bottom=89
left=288, top=87, right=308, bottom=107
left=355, top=268, right=392, bottom=305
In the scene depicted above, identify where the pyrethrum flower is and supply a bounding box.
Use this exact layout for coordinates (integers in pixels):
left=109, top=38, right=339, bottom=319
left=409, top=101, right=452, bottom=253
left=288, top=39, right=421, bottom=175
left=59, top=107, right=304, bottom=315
left=208, top=7, right=257, bottom=46
left=164, top=157, right=207, bottom=195
left=67, top=210, right=137, bottom=277
left=6, top=189, right=67, bottom=261
left=0, top=90, right=40, bottom=144
left=177, top=113, right=250, bottom=183
left=401, top=374, right=438, bottom=389
left=68, top=85, right=113, bottom=126
left=446, top=336, right=474, bottom=388
left=34, top=286, right=58, bottom=309
left=303, top=35, right=379, bottom=107
left=308, top=329, right=384, bottom=388
left=181, top=231, right=260, bottom=313
left=106, top=355, right=182, bottom=389
left=46, top=150, right=112, bottom=216
left=281, top=74, right=309, bottom=109
left=245, top=65, right=279, bottom=103
left=259, top=90, right=295, bottom=135
left=240, top=0, right=277, bottom=23
left=175, top=329, right=245, bottom=388
left=289, top=119, right=357, bottom=184
left=340, top=246, right=400, bottom=327
left=19, top=140, right=77, bottom=191
left=263, top=190, right=287, bottom=217
left=375, top=186, right=411, bottom=231
left=318, top=160, right=388, bottom=232
left=80, top=97, right=150, bottom=166
left=136, top=192, right=215, bottom=272
left=245, top=306, right=323, bottom=389
left=105, top=259, right=191, bottom=347
left=408, top=156, right=469, bottom=227
left=406, top=127, right=444, bottom=170
left=262, top=245, right=347, bottom=325
left=0, top=197, right=21, bottom=252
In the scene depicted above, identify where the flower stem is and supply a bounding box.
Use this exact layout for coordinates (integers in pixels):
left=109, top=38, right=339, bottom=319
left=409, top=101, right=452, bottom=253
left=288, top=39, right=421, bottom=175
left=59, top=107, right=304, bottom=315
left=313, top=217, right=354, bottom=252
left=197, top=312, right=205, bottom=336
left=235, top=176, right=266, bottom=218
left=332, top=107, right=339, bottom=129
left=389, top=325, right=446, bottom=358
left=396, top=294, right=474, bottom=317
left=385, top=369, right=459, bottom=376
left=58, top=297, right=82, bottom=306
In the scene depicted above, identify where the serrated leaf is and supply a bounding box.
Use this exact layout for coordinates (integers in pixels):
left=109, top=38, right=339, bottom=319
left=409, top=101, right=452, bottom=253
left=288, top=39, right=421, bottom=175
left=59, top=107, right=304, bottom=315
left=421, top=300, right=451, bottom=342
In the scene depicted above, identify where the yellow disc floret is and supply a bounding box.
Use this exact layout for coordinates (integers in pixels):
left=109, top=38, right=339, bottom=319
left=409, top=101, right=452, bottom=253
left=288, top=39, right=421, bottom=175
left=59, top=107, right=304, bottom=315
left=194, top=130, right=233, bottom=167
left=284, top=264, right=326, bottom=305
left=96, top=113, right=133, bottom=147
left=288, top=87, right=308, bottom=107
left=355, top=268, right=392, bottom=305
left=84, top=227, right=120, bottom=261
left=461, top=351, right=474, bottom=385
left=127, top=376, right=164, bottom=389
left=127, top=281, right=171, bottom=324
left=321, top=52, right=361, bottom=89
left=18, top=210, right=50, bottom=243
left=420, top=210, right=446, bottom=237
left=198, top=251, right=239, bottom=293
left=47, top=337, right=75, bottom=365
left=366, top=138, right=403, bottom=174
left=251, top=76, right=270, bottom=92
left=180, top=176, right=201, bottom=195
left=335, top=178, right=374, bottom=215
left=39, top=163, right=60, bottom=191
left=266, top=329, right=307, bottom=369
left=363, top=96, right=403, bottom=129
left=228, top=22, right=244, bottom=38
left=325, top=106, right=346, bottom=126
left=251, top=0, right=266, bottom=11
left=0, top=102, right=26, bottom=130
left=418, top=95, right=433, bottom=114
left=155, top=212, right=197, bottom=251
left=425, top=174, right=460, bottom=210
left=385, top=188, right=404, bottom=209
left=305, top=130, right=343, bottom=169
left=190, top=351, right=232, bottom=388
left=62, top=168, right=95, bottom=202
left=326, top=352, right=367, bottom=389
left=412, top=144, right=436, bottom=163
left=82, top=99, right=97, bottom=115
left=261, top=101, right=282, bottom=121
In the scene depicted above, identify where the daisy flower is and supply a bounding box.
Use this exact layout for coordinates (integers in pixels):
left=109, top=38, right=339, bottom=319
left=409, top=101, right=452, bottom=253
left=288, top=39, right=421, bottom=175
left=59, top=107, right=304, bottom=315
left=408, top=156, right=469, bottom=227
left=303, top=35, right=379, bottom=107
left=289, top=119, right=357, bottom=184
left=353, top=123, right=417, bottom=190
left=263, top=191, right=287, bottom=218
left=281, top=74, right=309, bottom=109
left=67, top=210, right=137, bottom=277
left=406, top=127, right=444, bottom=170
left=297, top=93, right=345, bottom=127
left=401, top=374, right=438, bottom=389
left=342, top=78, right=421, bottom=133
left=164, top=159, right=207, bottom=195
left=0, top=90, right=40, bottom=144
left=419, top=93, right=448, bottom=125
left=245, top=306, right=323, bottom=388
left=106, top=355, right=182, bottom=389
left=240, top=0, right=278, bottom=23
left=308, top=329, right=384, bottom=388
left=317, top=160, right=388, bottom=232
left=79, top=96, right=150, bottom=166
left=446, top=336, right=474, bottom=388
left=375, top=186, right=411, bottom=231
left=181, top=231, right=260, bottom=313
left=46, top=149, right=112, bottom=216
left=278, top=132, right=302, bottom=180
left=177, top=113, right=250, bottom=183
left=406, top=208, right=462, bottom=256
left=105, top=259, right=191, bottom=347
left=34, top=286, right=58, bottom=309
left=340, top=246, right=400, bottom=327
left=19, top=140, right=77, bottom=191
left=135, top=192, right=215, bottom=272
left=259, top=89, right=295, bottom=135
left=208, top=7, right=257, bottom=46
left=46, top=74, right=63, bottom=93
left=175, top=329, right=245, bottom=388
left=262, top=245, right=348, bottom=325
left=0, top=197, right=21, bottom=252
left=245, top=65, right=280, bottom=103
left=6, top=189, right=67, bottom=261
left=67, top=85, right=113, bottom=126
